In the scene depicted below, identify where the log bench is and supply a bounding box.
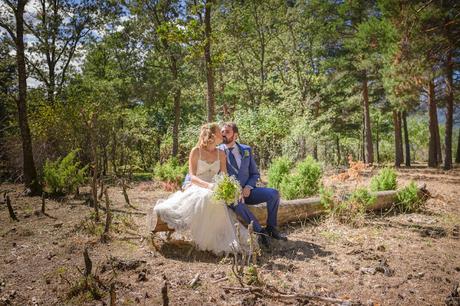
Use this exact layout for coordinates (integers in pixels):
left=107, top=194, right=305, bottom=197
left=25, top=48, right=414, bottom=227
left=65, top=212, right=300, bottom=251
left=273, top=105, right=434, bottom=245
left=149, top=185, right=429, bottom=233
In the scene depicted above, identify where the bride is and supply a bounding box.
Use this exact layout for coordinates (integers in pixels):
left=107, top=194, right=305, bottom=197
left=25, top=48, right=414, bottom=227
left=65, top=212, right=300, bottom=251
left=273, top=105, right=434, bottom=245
left=152, top=123, right=250, bottom=255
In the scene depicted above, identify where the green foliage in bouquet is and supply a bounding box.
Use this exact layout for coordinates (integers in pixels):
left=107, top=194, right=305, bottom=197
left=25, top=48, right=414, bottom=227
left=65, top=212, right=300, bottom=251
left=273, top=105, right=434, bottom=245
left=213, top=173, right=241, bottom=205
left=370, top=167, right=397, bottom=191
left=267, top=156, right=292, bottom=190
left=279, top=156, right=322, bottom=200
left=43, top=149, right=88, bottom=195
left=396, top=181, right=423, bottom=212
left=153, top=157, right=188, bottom=185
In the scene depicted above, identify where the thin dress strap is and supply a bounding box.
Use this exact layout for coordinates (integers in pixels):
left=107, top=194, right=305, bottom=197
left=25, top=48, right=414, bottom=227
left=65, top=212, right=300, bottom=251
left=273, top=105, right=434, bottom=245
left=198, top=147, right=201, bottom=161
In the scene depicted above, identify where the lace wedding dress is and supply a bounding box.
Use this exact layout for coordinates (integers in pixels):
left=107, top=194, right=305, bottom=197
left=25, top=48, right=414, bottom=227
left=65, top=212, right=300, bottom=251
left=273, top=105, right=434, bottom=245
left=150, top=151, right=250, bottom=255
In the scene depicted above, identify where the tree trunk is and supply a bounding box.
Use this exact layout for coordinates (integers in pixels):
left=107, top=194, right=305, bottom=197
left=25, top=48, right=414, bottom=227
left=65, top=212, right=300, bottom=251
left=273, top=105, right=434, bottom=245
left=90, top=115, right=99, bottom=222
left=393, top=110, right=403, bottom=167
left=362, top=72, right=373, bottom=164
left=436, top=116, right=442, bottom=165
left=428, top=80, right=439, bottom=167
left=204, top=0, right=216, bottom=122
left=444, top=48, right=454, bottom=170
left=398, top=111, right=404, bottom=164
left=170, top=55, right=182, bottom=156
left=376, top=122, right=380, bottom=164
left=456, top=128, right=460, bottom=164
left=172, top=89, right=181, bottom=157
left=361, top=116, right=365, bottom=162
left=48, top=63, right=56, bottom=104
left=14, top=0, right=41, bottom=195
left=335, top=136, right=341, bottom=165
left=313, top=144, right=318, bottom=160
left=402, top=111, right=411, bottom=167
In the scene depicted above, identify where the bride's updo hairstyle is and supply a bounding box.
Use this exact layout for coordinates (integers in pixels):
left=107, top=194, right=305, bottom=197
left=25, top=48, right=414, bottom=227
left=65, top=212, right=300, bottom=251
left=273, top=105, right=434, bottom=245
left=197, top=122, right=220, bottom=148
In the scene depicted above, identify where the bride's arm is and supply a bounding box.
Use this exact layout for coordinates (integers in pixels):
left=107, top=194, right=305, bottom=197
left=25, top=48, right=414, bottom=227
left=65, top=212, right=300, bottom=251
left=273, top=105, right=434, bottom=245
left=219, top=150, right=227, bottom=174
left=189, top=147, right=213, bottom=189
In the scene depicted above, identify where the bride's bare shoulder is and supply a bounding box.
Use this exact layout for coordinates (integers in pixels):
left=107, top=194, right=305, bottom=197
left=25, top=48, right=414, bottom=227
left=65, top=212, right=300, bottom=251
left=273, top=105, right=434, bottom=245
left=190, top=147, right=199, bottom=158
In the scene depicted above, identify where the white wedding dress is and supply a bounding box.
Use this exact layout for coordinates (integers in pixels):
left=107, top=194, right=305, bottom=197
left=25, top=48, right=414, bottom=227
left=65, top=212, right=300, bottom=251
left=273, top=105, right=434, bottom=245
left=150, top=152, right=251, bottom=255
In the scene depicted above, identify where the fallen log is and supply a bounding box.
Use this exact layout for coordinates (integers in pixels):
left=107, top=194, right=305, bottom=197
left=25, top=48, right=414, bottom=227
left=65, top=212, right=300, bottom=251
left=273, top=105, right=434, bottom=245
left=149, top=185, right=429, bottom=233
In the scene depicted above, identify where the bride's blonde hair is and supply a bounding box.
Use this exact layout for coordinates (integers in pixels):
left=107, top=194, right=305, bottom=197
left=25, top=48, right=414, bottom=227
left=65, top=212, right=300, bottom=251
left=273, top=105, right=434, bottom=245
left=197, top=122, right=220, bottom=148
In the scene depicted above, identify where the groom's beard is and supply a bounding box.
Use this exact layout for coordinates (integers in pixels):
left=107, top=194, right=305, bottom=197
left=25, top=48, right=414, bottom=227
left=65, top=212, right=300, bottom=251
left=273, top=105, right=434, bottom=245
left=222, top=136, right=233, bottom=144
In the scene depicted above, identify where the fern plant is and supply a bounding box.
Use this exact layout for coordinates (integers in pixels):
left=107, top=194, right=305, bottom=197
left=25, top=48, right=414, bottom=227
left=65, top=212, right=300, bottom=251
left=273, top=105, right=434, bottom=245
left=396, top=181, right=422, bottom=212
left=370, top=167, right=397, bottom=191
left=43, top=149, right=88, bottom=195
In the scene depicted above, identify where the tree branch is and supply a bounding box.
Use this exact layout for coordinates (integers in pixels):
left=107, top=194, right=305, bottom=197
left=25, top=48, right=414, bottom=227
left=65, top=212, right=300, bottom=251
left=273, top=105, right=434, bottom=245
left=25, top=57, right=50, bottom=87
left=0, top=21, right=16, bottom=41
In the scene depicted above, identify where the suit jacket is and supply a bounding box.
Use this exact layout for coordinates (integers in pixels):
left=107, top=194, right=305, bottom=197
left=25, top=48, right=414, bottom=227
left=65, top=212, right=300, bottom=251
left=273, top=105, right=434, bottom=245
left=219, top=143, right=260, bottom=188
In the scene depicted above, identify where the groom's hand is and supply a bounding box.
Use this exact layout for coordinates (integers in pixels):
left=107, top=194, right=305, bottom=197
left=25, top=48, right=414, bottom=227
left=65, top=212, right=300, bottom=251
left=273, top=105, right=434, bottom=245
left=242, top=186, right=252, bottom=198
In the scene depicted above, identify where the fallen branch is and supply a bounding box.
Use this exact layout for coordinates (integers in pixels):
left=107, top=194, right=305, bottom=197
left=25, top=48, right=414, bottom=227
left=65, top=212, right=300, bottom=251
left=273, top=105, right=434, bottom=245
left=99, top=206, right=146, bottom=216
left=212, top=276, right=228, bottom=284
left=222, top=286, right=359, bottom=304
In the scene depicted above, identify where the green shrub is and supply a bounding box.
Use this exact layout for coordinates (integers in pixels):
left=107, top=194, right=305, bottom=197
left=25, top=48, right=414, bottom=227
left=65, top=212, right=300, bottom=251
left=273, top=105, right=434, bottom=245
left=333, top=187, right=376, bottom=226
left=153, top=157, right=187, bottom=185
left=267, top=157, right=292, bottom=190
left=370, top=167, right=397, bottom=191
left=132, top=172, right=153, bottom=181
left=43, top=149, right=88, bottom=195
left=279, top=156, right=322, bottom=200
left=396, top=181, right=422, bottom=212
left=320, top=186, right=335, bottom=211
left=349, top=187, right=377, bottom=209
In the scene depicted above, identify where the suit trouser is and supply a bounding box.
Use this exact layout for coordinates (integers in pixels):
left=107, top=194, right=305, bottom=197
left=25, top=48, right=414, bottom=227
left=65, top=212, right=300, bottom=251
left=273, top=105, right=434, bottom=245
left=231, top=187, right=280, bottom=233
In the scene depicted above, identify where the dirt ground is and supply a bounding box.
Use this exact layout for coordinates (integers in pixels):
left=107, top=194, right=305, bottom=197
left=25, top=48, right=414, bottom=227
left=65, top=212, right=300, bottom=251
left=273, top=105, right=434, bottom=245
left=1, top=165, right=459, bottom=305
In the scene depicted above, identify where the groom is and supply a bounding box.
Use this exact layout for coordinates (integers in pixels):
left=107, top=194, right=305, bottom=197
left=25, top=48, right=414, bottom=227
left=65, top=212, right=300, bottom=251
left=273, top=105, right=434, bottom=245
left=220, top=122, right=285, bottom=247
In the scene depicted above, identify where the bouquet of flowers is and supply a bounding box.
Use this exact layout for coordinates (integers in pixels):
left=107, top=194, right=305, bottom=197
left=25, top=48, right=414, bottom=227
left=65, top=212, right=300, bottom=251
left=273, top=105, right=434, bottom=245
left=212, top=173, right=242, bottom=206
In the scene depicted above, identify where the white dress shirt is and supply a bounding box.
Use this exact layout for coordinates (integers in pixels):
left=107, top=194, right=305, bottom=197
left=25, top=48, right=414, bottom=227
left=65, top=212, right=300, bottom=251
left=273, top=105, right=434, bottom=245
left=230, top=146, right=242, bottom=169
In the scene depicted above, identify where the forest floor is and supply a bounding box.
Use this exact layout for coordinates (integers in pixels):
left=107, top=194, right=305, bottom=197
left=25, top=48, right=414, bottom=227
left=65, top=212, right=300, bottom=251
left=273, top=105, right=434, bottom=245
left=1, top=164, right=459, bottom=306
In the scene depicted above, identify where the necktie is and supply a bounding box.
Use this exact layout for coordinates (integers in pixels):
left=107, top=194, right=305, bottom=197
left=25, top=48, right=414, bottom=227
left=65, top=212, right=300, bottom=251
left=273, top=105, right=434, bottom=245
left=228, top=147, right=239, bottom=171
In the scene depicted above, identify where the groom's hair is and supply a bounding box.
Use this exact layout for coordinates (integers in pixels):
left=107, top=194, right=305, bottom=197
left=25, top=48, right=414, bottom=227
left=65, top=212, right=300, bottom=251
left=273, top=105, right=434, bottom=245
left=222, top=122, right=239, bottom=134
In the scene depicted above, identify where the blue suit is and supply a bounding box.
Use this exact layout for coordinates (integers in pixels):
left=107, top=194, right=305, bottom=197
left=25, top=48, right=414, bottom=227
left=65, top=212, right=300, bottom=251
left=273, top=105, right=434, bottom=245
left=219, top=143, right=280, bottom=233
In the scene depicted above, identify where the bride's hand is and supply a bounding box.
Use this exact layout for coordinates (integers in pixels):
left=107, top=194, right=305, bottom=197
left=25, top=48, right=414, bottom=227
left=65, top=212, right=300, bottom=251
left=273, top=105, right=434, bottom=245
left=207, top=183, right=215, bottom=190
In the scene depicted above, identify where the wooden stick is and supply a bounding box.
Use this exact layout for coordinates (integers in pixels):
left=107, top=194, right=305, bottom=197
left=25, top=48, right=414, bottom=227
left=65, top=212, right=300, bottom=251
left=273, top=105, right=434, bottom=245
left=41, top=193, right=46, bottom=214
left=121, top=179, right=136, bottom=209
left=103, top=187, right=112, bottom=237
left=161, top=275, right=169, bottom=306
left=99, top=206, right=146, bottom=216
left=189, top=273, right=201, bottom=287
left=222, top=286, right=357, bottom=304
left=98, top=179, right=104, bottom=201
left=109, top=283, right=116, bottom=306
left=83, top=248, right=92, bottom=277
left=6, top=195, right=18, bottom=221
